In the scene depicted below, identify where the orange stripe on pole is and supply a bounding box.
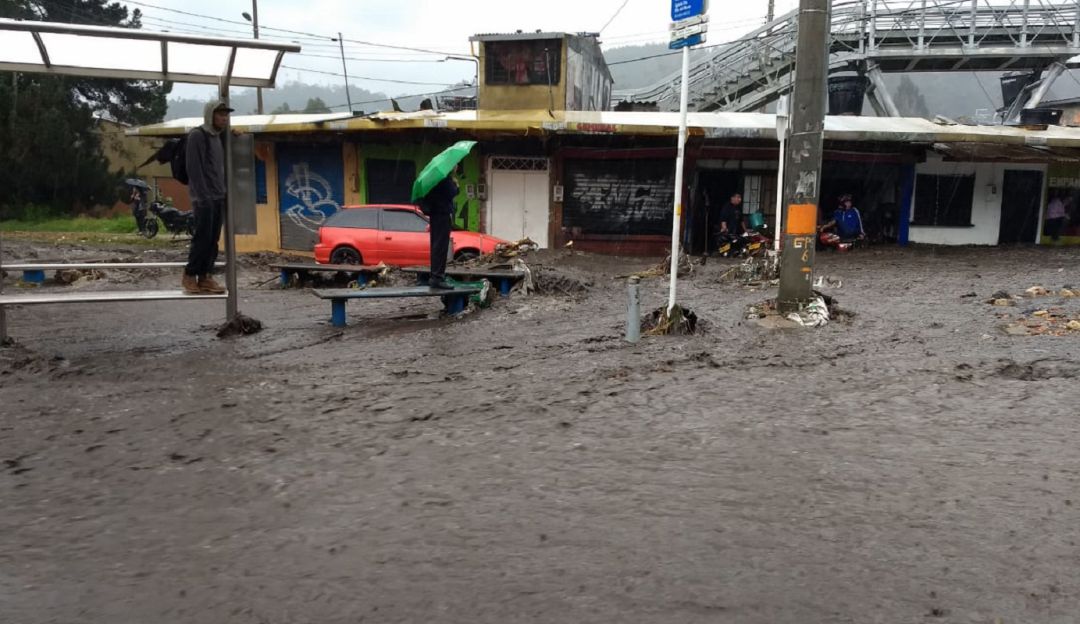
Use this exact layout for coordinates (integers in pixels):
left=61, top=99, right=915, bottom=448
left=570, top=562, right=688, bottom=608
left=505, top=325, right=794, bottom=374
left=786, top=203, right=817, bottom=235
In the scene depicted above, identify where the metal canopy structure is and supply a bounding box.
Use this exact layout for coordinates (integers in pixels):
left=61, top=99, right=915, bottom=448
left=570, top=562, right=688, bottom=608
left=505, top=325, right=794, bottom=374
left=0, top=19, right=301, bottom=343
left=0, top=17, right=292, bottom=87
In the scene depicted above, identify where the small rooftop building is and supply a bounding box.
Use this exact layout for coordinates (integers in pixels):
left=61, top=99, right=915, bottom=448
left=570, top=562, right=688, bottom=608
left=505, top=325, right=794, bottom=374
left=469, top=31, right=613, bottom=112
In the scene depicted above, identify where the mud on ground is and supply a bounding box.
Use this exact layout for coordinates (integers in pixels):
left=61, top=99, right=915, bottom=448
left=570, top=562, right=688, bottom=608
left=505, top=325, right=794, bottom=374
left=2, top=241, right=1080, bottom=624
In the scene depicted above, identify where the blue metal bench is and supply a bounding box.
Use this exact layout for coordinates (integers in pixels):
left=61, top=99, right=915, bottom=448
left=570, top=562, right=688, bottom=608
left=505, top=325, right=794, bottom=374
left=313, top=285, right=482, bottom=327
left=270, top=262, right=383, bottom=288
left=400, top=266, right=525, bottom=296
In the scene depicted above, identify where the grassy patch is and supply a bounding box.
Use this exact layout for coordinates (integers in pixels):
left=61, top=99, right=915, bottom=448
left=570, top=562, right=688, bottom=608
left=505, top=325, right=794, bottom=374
left=0, top=214, right=138, bottom=234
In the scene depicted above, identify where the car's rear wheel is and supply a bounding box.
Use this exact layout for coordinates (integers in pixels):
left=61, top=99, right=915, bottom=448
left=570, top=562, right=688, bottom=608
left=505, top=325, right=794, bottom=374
left=454, top=249, right=479, bottom=262
left=331, top=247, right=363, bottom=265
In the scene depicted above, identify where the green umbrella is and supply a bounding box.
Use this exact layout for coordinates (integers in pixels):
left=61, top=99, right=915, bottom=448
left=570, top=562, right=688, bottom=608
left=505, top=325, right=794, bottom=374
left=411, top=140, right=477, bottom=202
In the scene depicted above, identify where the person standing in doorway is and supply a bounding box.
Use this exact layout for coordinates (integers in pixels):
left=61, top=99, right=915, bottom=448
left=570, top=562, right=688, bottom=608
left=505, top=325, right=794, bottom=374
left=182, top=100, right=232, bottom=294
left=1045, top=193, right=1070, bottom=243
left=420, top=170, right=459, bottom=289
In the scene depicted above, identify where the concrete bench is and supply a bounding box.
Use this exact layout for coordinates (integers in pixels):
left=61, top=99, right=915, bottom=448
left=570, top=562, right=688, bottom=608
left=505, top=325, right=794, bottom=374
left=400, top=266, right=525, bottom=296
left=2, top=262, right=225, bottom=284
left=270, top=262, right=383, bottom=288
left=313, top=285, right=481, bottom=327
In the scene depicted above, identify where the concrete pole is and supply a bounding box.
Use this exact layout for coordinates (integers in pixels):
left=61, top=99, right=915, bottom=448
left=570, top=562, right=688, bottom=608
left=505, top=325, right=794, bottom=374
left=777, top=0, right=830, bottom=314
left=220, top=76, right=238, bottom=321
left=626, top=276, right=641, bottom=343
left=338, top=33, right=353, bottom=113
left=666, top=45, right=691, bottom=314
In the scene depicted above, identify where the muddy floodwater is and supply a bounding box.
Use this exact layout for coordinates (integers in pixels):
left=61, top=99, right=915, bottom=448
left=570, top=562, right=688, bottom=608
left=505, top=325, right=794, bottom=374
left=2, top=240, right=1080, bottom=624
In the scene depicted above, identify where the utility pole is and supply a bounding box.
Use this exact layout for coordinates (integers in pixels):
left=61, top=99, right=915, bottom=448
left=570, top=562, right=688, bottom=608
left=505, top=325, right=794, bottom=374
left=767, top=0, right=775, bottom=22
left=242, top=3, right=262, bottom=114
left=338, top=33, right=353, bottom=113
left=776, top=0, right=829, bottom=314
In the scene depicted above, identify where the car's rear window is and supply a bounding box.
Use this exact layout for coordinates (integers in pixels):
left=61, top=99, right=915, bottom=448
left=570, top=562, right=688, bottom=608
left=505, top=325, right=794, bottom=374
left=325, top=209, right=378, bottom=229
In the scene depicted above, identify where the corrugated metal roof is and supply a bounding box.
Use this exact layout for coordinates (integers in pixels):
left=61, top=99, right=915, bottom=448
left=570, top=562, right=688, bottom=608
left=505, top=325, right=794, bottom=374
left=129, top=109, right=1080, bottom=149
left=469, top=32, right=584, bottom=42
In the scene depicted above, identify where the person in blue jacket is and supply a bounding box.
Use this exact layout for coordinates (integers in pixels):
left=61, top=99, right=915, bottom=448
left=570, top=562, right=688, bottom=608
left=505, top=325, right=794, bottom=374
left=819, top=193, right=865, bottom=244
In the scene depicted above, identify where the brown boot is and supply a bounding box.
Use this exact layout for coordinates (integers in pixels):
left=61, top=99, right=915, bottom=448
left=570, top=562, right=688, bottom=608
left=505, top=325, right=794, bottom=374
left=182, top=274, right=201, bottom=294
left=198, top=275, right=226, bottom=294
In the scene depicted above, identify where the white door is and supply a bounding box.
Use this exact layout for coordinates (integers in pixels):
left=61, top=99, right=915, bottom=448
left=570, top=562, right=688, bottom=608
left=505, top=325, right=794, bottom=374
left=522, top=172, right=549, bottom=247
left=489, top=157, right=550, bottom=247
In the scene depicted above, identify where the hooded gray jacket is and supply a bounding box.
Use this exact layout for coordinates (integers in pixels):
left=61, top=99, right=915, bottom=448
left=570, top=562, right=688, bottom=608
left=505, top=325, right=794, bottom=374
left=186, top=100, right=227, bottom=203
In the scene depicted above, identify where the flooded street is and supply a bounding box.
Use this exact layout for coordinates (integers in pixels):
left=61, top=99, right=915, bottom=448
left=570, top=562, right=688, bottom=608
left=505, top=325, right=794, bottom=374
left=3, top=242, right=1080, bottom=623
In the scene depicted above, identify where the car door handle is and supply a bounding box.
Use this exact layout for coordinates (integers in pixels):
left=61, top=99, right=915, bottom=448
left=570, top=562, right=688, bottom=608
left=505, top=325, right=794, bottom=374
left=384, top=236, right=392, bottom=240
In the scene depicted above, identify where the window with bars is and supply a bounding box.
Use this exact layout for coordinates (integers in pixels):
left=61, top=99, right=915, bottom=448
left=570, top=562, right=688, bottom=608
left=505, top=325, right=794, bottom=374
left=490, top=157, right=549, bottom=171
left=485, top=40, right=561, bottom=86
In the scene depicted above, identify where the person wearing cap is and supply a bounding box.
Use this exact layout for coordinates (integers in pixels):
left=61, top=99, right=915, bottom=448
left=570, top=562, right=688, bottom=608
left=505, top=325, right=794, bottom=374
left=819, top=193, right=865, bottom=244
left=182, top=99, right=233, bottom=294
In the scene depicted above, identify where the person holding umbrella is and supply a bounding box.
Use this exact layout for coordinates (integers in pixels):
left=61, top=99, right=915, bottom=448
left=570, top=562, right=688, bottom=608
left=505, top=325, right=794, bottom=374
left=412, top=141, right=477, bottom=290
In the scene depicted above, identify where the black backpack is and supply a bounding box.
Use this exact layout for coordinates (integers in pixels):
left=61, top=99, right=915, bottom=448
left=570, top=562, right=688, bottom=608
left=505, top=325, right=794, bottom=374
left=141, top=127, right=210, bottom=185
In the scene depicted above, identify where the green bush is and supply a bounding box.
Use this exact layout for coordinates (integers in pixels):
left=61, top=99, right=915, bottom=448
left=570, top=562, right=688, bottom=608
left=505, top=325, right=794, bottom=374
left=0, top=214, right=138, bottom=233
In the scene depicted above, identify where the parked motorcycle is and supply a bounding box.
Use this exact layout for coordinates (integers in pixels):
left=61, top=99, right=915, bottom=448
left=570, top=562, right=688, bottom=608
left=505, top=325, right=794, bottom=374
left=124, top=178, right=195, bottom=239
left=149, top=200, right=195, bottom=237
left=715, top=229, right=771, bottom=258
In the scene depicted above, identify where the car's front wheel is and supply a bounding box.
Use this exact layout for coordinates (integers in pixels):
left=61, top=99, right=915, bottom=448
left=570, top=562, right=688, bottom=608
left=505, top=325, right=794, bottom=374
left=330, top=247, right=363, bottom=265
left=454, top=249, right=479, bottom=262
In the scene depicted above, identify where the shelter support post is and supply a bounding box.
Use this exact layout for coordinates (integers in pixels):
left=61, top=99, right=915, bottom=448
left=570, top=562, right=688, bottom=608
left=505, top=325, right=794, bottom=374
left=220, top=67, right=238, bottom=322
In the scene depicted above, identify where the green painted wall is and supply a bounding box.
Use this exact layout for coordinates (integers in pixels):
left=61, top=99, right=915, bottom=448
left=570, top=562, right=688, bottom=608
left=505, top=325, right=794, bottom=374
left=357, top=142, right=481, bottom=231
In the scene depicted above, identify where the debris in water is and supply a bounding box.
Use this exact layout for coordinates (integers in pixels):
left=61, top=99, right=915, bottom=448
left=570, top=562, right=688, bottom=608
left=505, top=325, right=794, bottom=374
left=217, top=314, right=263, bottom=338
left=1025, top=285, right=1050, bottom=297
left=643, top=304, right=698, bottom=336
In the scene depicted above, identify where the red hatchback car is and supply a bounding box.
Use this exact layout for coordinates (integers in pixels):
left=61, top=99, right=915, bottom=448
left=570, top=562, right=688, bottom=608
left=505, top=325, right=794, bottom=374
left=314, top=204, right=508, bottom=266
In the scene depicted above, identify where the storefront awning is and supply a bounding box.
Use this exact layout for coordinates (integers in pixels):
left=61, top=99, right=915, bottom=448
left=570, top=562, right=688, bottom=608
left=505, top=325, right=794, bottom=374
left=0, top=18, right=299, bottom=87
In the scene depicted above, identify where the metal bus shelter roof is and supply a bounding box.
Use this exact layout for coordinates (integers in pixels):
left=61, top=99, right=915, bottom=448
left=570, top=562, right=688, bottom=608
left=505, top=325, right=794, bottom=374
left=0, top=19, right=301, bottom=343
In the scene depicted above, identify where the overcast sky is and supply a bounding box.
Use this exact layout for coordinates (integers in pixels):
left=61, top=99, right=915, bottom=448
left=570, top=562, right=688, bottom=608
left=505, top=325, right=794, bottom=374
left=130, top=0, right=799, bottom=101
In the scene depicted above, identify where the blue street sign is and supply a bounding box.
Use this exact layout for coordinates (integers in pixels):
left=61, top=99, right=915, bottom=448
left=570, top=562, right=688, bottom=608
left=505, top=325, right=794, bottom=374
left=671, top=0, right=707, bottom=21
left=669, top=33, right=705, bottom=49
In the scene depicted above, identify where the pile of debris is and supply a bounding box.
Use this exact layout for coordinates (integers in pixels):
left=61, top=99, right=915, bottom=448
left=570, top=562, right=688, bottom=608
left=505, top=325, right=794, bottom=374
left=643, top=304, right=699, bottom=336
left=745, top=291, right=850, bottom=329
left=992, top=285, right=1080, bottom=336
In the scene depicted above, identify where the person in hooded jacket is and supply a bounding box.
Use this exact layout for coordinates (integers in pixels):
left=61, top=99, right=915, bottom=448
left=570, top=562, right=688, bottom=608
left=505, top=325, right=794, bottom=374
left=182, top=99, right=232, bottom=294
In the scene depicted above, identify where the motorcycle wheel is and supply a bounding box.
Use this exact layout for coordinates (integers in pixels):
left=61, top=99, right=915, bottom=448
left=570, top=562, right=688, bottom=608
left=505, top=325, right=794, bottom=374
left=144, top=219, right=159, bottom=239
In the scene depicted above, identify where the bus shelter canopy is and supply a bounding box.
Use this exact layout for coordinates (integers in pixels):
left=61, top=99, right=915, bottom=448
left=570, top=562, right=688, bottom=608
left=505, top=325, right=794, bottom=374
left=0, top=18, right=299, bottom=87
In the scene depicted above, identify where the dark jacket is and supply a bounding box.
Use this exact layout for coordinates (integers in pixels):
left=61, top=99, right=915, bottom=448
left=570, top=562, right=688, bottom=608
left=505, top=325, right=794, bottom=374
left=421, top=175, right=459, bottom=216
left=186, top=100, right=227, bottom=203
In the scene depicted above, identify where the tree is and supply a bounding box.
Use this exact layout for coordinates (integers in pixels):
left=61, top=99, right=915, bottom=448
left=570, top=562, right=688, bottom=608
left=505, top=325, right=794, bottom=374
left=0, top=0, right=171, bottom=216
left=895, top=75, right=931, bottom=119
left=270, top=102, right=293, bottom=114
left=303, top=97, right=332, bottom=114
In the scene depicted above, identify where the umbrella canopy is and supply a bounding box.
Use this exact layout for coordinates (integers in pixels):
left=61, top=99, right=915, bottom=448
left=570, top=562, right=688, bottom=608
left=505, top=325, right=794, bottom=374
left=411, top=140, right=477, bottom=202
left=125, top=178, right=150, bottom=190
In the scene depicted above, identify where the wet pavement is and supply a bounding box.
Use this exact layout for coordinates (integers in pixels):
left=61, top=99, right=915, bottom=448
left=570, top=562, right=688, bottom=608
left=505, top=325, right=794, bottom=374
left=2, top=241, right=1080, bottom=623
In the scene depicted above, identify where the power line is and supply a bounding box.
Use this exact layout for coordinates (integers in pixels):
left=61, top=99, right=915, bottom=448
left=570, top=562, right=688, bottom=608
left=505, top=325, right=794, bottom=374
left=599, top=0, right=632, bottom=34
left=607, top=26, right=796, bottom=66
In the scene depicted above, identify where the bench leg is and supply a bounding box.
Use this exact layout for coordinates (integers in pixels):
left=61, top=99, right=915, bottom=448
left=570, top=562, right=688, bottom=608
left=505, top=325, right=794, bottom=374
left=498, top=278, right=512, bottom=297
left=22, top=270, right=46, bottom=284
left=330, top=299, right=347, bottom=327
left=355, top=273, right=368, bottom=287
left=445, top=293, right=467, bottom=315
left=280, top=269, right=290, bottom=288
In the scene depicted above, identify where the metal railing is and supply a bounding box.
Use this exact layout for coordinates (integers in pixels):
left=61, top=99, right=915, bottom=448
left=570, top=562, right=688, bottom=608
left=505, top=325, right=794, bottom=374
left=615, top=0, right=1080, bottom=112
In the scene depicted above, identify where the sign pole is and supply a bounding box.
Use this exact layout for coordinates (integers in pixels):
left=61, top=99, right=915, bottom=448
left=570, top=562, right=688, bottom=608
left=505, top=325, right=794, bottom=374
left=774, top=95, right=789, bottom=252
left=667, top=43, right=691, bottom=313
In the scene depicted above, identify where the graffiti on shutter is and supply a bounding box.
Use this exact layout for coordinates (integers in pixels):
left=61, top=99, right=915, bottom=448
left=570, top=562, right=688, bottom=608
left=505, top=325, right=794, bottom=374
left=277, top=144, right=344, bottom=250
left=562, top=159, right=674, bottom=236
